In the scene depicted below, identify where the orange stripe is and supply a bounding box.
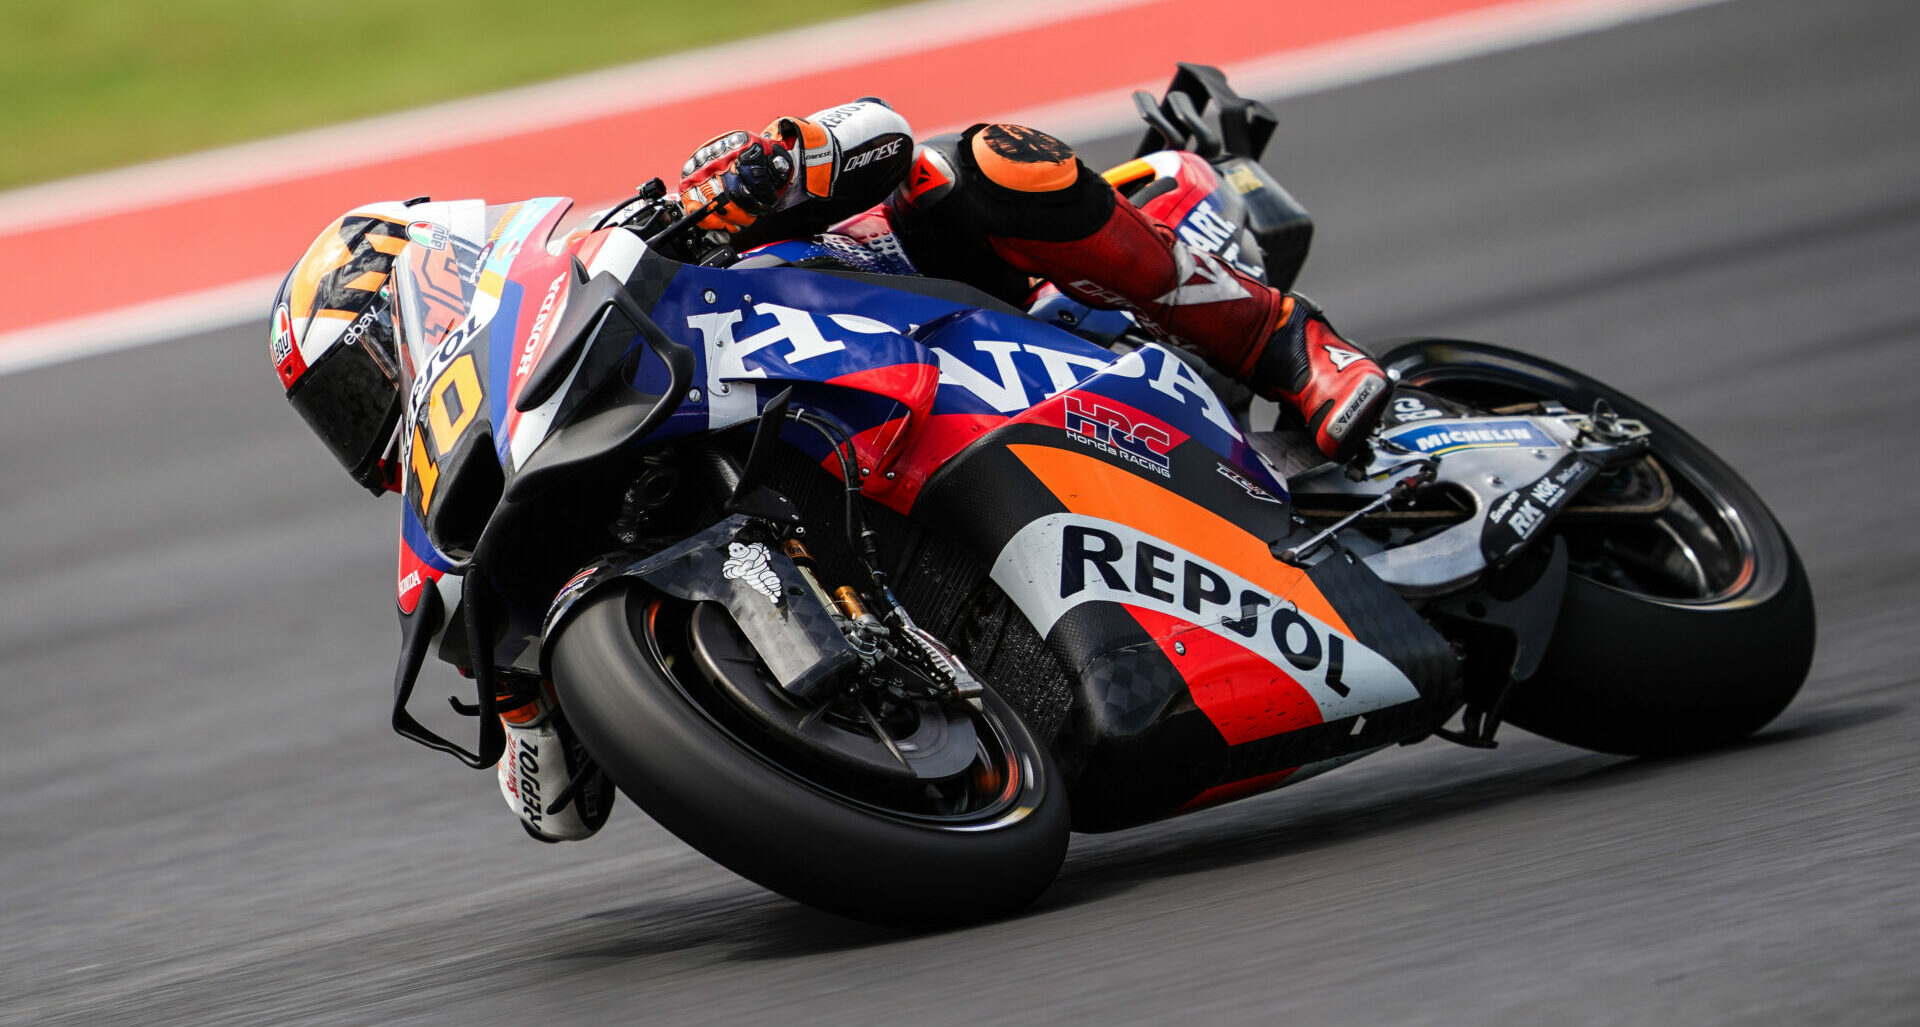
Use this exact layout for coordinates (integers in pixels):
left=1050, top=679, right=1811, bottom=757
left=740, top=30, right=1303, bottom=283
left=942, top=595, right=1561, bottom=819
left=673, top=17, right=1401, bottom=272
left=1008, top=443, right=1351, bottom=636
left=344, top=270, right=388, bottom=292
left=792, top=118, right=835, bottom=198
left=286, top=217, right=349, bottom=321
left=499, top=700, right=542, bottom=725
left=793, top=119, right=830, bottom=151
left=804, top=160, right=832, bottom=198
left=367, top=233, right=408, bottom=255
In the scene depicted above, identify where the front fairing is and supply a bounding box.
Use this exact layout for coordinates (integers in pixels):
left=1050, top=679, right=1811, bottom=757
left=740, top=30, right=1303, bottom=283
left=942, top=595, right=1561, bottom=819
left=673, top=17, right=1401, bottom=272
left=389, top=203, right=1291, bottom=562
left=388, top=214, right=1292, bottom=659
left=390, top=199, right=581, bottom=564
left=382, top=202, right=1306, bottom=772
left=631, top=261, right=1290, bottom=512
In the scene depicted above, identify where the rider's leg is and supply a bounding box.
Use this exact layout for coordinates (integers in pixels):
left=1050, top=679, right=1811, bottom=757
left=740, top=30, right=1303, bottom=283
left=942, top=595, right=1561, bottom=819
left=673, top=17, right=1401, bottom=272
left=493, top=680, right=615, bottom=843
left=892, top=124, right=1388, bottom=461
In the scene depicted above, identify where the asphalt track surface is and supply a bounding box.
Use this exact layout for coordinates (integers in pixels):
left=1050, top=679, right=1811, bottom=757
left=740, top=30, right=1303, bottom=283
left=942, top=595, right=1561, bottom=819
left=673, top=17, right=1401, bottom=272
left=4, top=0, right=1916, bottom=1022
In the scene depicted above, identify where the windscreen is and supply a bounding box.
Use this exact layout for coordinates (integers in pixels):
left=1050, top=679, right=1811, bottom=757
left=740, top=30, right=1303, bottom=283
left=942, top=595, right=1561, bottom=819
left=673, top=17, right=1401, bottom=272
left=388, top=199, right=497, bottom=389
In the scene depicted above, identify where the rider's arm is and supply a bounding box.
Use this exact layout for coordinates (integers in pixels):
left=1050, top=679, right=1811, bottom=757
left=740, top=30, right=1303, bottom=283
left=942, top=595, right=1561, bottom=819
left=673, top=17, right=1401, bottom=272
left=679, top=98, right=913, bottom=245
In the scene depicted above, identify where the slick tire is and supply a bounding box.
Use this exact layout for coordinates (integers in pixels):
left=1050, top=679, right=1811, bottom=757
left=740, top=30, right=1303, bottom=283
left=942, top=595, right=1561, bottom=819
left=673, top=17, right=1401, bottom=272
left=1381, top=339, right=1816, bottom=756
left=548, top=583, right=1070, bottom=928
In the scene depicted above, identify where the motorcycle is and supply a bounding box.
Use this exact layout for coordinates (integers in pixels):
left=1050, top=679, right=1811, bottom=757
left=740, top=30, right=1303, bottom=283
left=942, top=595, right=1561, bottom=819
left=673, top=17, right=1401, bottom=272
left=375, top=65, right=1814, bottom=926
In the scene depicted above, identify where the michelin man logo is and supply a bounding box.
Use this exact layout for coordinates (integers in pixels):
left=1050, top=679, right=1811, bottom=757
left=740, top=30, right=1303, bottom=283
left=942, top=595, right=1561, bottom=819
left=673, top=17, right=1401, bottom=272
left=722, top=542, right=784, bottom=606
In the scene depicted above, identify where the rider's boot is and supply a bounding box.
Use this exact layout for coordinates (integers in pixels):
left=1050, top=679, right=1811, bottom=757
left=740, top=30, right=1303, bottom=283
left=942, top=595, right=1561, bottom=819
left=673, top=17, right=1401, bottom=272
left=494, top=682, right=615, bottom=843
left=1250, top=293, right=1393, bottom=463
left=994, top=194, right=1389, bottom=462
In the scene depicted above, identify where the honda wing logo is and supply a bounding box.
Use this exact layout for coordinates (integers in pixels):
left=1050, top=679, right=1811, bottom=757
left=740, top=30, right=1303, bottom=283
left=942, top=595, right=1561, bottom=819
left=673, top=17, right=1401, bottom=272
left=934, top=341, right=1243, bottom=439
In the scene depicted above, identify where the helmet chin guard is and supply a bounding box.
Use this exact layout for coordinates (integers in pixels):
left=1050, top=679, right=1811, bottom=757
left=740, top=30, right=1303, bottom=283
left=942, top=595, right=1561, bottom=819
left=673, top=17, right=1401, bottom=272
left=273, top=205, right=416, bottom=492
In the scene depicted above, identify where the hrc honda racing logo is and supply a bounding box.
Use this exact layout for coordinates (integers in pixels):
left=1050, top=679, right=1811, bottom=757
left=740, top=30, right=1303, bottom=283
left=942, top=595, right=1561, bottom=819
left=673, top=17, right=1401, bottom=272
left=989, top=515, right=1421, bottom=722
left=1064, top=395, right=1172, bottom=476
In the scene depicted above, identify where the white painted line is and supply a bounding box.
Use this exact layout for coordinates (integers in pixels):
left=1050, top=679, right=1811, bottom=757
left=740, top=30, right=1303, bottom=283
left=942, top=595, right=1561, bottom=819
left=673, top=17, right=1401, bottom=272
left=0, top=0, right=1733, bottom=376
left=0, top=0, right=1162, bottom=237
left=966, top=0, right=1733, bottom=148
left=0, top=275, right=283, bottom=376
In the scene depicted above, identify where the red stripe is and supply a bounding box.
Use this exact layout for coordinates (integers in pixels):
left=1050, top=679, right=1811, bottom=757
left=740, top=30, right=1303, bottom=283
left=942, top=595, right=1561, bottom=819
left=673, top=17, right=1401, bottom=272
left=1176, top=768, right=1297, bottom=813
left=0, top=0, right=1520, bottom=336
left=878, top=411, right=1008, bottom=511
left=1128, top=605, right=1324, bottom=745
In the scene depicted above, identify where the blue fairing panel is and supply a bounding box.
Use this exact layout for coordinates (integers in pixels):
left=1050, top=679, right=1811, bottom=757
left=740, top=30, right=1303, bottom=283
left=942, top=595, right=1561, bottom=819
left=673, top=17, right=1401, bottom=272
left=629, top=261, right=1287, bottom=498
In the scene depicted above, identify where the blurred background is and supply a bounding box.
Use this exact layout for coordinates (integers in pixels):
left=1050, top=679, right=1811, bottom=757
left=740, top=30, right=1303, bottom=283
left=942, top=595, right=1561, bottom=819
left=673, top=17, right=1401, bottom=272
left=2, top=0, right=1915, bottom=1022
left=0, top=0, right=915, bottom=189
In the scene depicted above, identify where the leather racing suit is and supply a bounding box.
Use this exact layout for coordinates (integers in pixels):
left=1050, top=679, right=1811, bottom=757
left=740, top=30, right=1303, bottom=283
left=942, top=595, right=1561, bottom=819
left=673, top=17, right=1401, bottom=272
left=677, top=98, right=1390, bottom=462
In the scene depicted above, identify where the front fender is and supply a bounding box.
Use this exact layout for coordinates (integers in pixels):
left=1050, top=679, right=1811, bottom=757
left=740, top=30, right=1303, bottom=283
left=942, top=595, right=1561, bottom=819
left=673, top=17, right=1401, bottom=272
left=541, top=515, right=858, bottom=701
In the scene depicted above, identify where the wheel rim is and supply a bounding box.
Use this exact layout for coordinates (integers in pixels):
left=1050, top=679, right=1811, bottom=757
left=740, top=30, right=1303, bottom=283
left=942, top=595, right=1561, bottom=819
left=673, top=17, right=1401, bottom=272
left=1384, top=340, right=1784, bottom=608
left=1555, top=465, right=1758, bottom=603
left=634, top=595, right=1045, bottom=830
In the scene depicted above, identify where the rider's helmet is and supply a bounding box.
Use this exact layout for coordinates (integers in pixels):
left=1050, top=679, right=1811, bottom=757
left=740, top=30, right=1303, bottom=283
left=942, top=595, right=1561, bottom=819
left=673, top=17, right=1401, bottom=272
left=270, top=202, right=416, bottom=493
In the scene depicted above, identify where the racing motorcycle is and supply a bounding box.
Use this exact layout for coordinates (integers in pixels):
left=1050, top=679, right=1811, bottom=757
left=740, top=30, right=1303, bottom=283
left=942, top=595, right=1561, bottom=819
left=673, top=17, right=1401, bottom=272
left=378, top=66, right=1814, bottom=926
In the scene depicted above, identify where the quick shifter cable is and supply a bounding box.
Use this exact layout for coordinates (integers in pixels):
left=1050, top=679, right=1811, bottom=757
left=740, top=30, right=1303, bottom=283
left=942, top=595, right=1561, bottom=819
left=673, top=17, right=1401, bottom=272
left=1278, top=459, right=1439, bottom=566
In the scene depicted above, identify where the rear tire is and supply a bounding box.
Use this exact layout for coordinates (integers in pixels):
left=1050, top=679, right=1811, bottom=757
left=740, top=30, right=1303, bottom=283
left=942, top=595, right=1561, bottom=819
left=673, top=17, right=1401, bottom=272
left=1381, top=340, right=1816, bottom=755
left=549, top=583, right=1070, bottom=927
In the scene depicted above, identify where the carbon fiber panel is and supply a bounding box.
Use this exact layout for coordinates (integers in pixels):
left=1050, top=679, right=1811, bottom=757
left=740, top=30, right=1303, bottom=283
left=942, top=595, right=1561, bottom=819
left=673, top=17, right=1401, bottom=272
left=1307, top=552, right=1461, bottom=706
left=764, top=448, right=1076, bottom=744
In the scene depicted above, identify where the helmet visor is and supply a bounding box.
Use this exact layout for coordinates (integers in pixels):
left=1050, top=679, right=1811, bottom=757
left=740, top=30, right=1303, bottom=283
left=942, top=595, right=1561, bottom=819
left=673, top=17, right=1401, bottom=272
left=286, top=312, right=403, bottom=489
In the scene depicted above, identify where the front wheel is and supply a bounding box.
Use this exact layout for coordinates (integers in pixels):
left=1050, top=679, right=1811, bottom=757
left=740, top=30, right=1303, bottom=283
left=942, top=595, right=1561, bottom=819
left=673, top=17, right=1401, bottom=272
left=1381, top=340, right=1817, bottom=756
left=548, top=583, right=1070, bottom=927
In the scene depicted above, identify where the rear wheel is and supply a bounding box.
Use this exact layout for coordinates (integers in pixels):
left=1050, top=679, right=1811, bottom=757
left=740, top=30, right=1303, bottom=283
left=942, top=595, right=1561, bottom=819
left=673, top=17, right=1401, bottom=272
left=548, top=583, right=1070, bottom=927
left=1381, top=340, right=1816, bottom=755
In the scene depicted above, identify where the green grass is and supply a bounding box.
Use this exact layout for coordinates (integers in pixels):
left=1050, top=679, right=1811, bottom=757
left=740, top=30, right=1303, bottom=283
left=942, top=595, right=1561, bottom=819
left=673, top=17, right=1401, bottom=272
left=0, top=0, right=914, bottom=190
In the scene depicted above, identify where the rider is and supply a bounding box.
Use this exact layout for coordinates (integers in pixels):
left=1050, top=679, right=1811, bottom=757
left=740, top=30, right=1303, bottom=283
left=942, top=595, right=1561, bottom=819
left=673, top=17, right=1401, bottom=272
left=678, top=99, right=1389, bottom=462
left=270, top=100, right=1391, bottom=844
left=683, top=100, right=1390, bottom=462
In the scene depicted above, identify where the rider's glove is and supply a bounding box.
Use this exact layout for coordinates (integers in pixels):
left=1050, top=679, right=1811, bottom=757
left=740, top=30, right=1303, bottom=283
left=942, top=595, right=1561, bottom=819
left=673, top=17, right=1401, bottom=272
left=677, top=116, right=832, bottom=233
left=760, top=115, right=836, bottom=201
left=678, top=130, right=789, bottom=231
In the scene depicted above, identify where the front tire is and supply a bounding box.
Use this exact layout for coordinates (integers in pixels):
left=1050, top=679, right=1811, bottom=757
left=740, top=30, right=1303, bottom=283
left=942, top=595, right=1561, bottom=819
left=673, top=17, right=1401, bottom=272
left=549, top=583, right=1070, bottom=927
left=1382, top=340, right=1817, bottom=755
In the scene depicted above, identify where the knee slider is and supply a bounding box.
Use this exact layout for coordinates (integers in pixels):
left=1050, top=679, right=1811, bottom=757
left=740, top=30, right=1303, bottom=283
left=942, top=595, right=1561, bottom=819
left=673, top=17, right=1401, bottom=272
left=890, top=125, right=1117, bottom=267
left=969, top=123, right=1080, bottom=193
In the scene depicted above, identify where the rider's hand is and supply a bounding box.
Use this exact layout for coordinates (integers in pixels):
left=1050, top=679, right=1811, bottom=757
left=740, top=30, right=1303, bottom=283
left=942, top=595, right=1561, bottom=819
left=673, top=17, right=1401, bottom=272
left=677, top=115, right=835, bottom=233
left=677, top=130, right=794, bottom=232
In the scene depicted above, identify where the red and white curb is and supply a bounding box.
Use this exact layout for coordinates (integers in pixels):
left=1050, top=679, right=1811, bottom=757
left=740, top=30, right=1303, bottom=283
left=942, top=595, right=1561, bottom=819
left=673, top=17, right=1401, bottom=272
left=0, top=0, right=1725, bottom=376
